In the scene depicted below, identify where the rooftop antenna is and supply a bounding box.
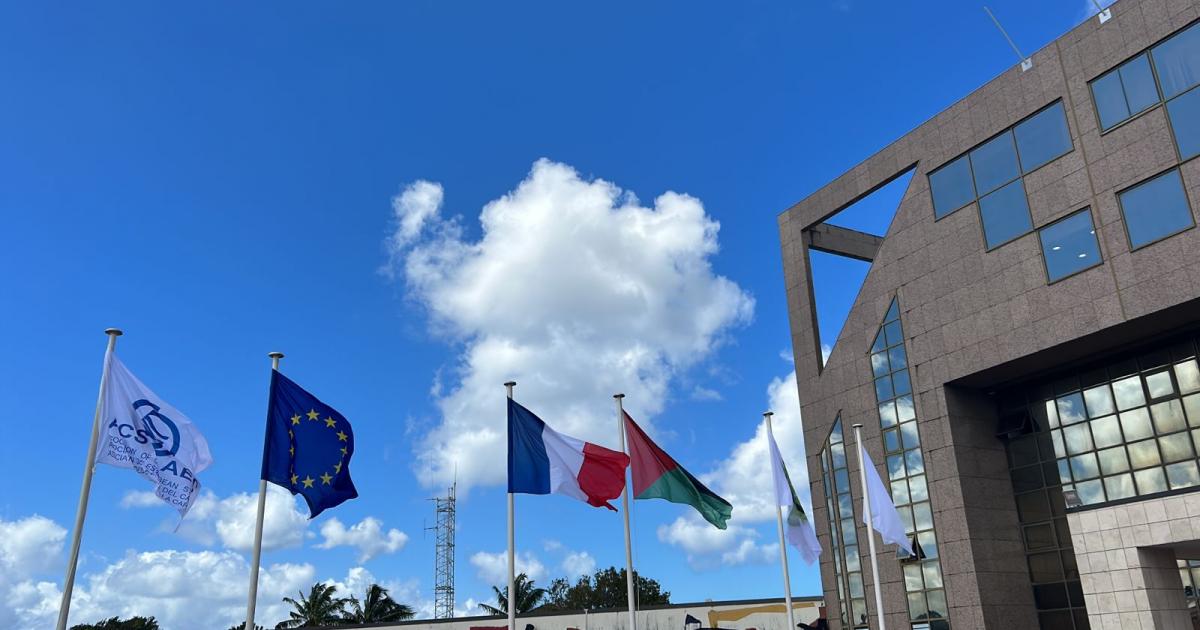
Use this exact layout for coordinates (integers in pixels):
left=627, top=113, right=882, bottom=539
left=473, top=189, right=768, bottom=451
left=984, top=6, right=1033, bottom=72
left=1090, top=0, right=1112, bottom=24
left=428, top=472, right=457, bottom=619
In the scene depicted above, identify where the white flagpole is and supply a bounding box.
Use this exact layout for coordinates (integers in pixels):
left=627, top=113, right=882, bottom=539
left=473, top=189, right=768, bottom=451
left=505, top=381, right=517, bottom=630
left=614, top=394, right=637, bottom=630
left=244, top=351, right=284, bottom=630
left=764, top=412, right=795, bottom=630
left=56, top=328, right=122, bottom=630
left=852, top=423, right=887, bottom=630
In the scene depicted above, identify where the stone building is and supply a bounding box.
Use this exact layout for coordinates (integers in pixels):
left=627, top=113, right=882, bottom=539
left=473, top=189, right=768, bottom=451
left=777, top=0, right=1200, bottom=628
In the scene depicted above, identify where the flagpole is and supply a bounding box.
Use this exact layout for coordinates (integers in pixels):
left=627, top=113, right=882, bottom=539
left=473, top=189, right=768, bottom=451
left=851, top=423, right=886, bottom=630
left=244, top=351, right=283, bottom=630
left=764, top=412, right=795, bottom=630
left=505, top=381, right=517, bottom=630
left=56, top=328, right=122, bottom=630
left=614, top=394, right=637, bottom=630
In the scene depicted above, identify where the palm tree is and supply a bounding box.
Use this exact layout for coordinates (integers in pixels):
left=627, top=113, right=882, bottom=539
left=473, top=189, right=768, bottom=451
left=341, top=584, right=415, bottom=623
left=480, top=573, right=546, bottom=615
left=275, top=583, right=348, bottom=628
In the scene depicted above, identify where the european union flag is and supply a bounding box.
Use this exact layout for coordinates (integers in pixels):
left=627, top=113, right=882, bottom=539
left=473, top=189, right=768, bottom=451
left=262, top=370, right=357, bottom=518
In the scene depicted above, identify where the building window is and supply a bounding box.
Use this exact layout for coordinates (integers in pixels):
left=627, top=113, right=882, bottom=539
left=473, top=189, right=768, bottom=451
left=927, top=101, right=1070, bottom=252
left=821, top=418, right=869, bottom=629
left=1091, top=54, right=1160, bottom=130
left=929, top=156, right=975, bottom=219
left=870, top=298, right=949, bottom=630
left=1038, top=209, right=1102, bottom=282
left=1117, top=169, right=1195, bottom=248
left=980, top=180, right=1034, bottom=249
left=1015, top=102, right=1073, bottom=173
left=1153, top=23, right=1200, bottom=100
left=1168, top=86, right=1200, bottom=159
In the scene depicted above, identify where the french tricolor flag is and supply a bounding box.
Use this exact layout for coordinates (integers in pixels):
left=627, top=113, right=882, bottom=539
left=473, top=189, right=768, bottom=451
left=508, top=399, right=630, bottom=510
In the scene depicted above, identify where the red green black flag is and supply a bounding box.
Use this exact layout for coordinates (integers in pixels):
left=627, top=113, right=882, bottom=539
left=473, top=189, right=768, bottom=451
left=623, top=411, right=732, bottom=529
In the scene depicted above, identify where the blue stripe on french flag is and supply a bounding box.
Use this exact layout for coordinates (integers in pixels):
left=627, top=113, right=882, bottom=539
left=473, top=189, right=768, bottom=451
left=507, top=399, right=629, bottom=510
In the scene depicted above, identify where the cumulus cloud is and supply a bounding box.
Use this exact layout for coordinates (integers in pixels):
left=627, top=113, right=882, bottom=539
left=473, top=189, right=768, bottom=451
left=0, top=515, right=67, bottom=629
left=470, top=550, right=546, bottom=586
left=655, top=517, right=769, bottom=568
left=317, top=517, right=408, bottom=563
left=123, top=485, right=310, bottom=552
left=383, top=159, right=754, bottom=491
left=561, top=551, right=596, bottom=578
left=12, top=549, right=315, bottom=630
left=720, top=539, right=778, bottom=566
left=385, top=180, right=445, bottom=262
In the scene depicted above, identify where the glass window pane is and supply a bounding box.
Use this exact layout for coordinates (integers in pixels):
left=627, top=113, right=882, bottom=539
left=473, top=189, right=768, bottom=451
left=892, top=479, right=911, bottom=505
left=1015, top=102, right=1072, bottom=172
left=1135, top=467, right=1168, bottom=494
left=923, top=562, right=943, bottom=589
left=1017, top=491, right=1051, bottom=521
left=1098, top=446, right=1131, bottom=474
left=887, top=454, right=907, bottom=480
left=901, top=421, right=920, bottom=450
left=925, top=589, right=947, bottom=619
left=1091, top=415, right=1123, bottom=449
left=1064, top=422, right=1094, bottom=454
left=980, top=179, right=1033, bottom=249
left=1119, top=169, right=1195, bottom=248
left=871, top=329, right=887, bottom=353
left=1121, top=407, right=1155, bottom=441
left=1024, top=523, right=1056, bottom=550
left=970, top=132, right=1021, bottom=194
left=909, top=475, right=929, bottom=502
left=1152, top=399, right=1188, bottom=434
left=1057, top=392, right=1088, bottom=425
left=1039, top=209, right=1101, bottom=281
left=905, top=449, right=925, bottom=475
left=888, top=345, right=908, bottom=372
left=893, top=369, right=912, bottom=396
left=1077, top=478, right=1105, bottom=505
left=871, top=352, right=890, bottom=377
left=1186, top=394, right=1200, bottom=427
left=907, top=592, right=928, bottom=621
left=1070, top=453, right=1100, bottom=479
left=883, top=321, right=902, bottom=348
left=929, top=156, right=976, bottom=218
left=879, top=400, right=898, bottom=427
left=1147, top=370, right=1177, bottom=399
left=1159, top=432, right=1194, bottom=462
left=875, top=375, right=894, bottom=401
left=1129, top=439, right=1163, bottom=469
left=884, top=428, right=900, bottom=453
left=1105, top=473, right=1137, bottom=500
left=1176, top=360, right=1200, bottom=394
left=1120, top=54, right=1162, bottom=114
left=1092, top=68, right=1132, bottom=130
left=1084, top=384, right=1116, bottom=417
left=1167, top=460, right=1200, bottom=489
left=903, top=563, right=924, bottom=591
left=832, top=442, right=847, bottom=468
left=1153, top=23, right=1200, bottom=99
left=914, top=502, right=934, bottom=530
left=896, top=395, right=916, bottom=422
left=1028, top=551, right=1064, bottom=582
left=1114, top=376, right=1147, bottom=410
left=1044, top=400, right=1060, bottom=428
left=1167, top=86, right=1200, bottom=160
left=1051, top=430, right=1067, bottom=458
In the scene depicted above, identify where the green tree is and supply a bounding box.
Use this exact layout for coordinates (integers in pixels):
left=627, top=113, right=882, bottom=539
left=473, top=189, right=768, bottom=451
left=341, top=584, right=415, bottom=623
left=480, top=573, right=547, bottom=615
left=70, top=617, right=160, bottom=630
left=543, top=567, right=669, bottom=611
left=275, top=583, right=349, bottom=628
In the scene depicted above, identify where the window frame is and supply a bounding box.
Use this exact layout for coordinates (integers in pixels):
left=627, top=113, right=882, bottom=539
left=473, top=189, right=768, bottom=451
left=1036, top=206, right=1104, bottom=284
left=1114, top=166, right=1197, bottom=252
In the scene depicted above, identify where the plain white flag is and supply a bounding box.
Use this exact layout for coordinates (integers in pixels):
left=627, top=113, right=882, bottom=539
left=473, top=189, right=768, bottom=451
left=767, top=423, right=822, bottom=564
left=96, top=354, right=213, bottom=518
left=860, top=447, right=914, bottom=555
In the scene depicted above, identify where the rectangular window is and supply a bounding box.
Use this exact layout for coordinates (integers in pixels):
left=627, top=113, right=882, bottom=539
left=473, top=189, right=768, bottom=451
left=979, top=179, right=1034, bottom=249
left=1153, top=22, right=1200, bottom=99
left=1168, top=86, right=1200, bottom=160
left=1015, top=103, right=1073, bottom=173
left=1118, top=169, right=1195, bottom=248
left=970, top=132, right=1021, bottom=195
left=1038, top=209, right=1101, bottom=281
left=929, top=156, right=975, bottom=218
left=1091, top=54, right=1160, bottom=130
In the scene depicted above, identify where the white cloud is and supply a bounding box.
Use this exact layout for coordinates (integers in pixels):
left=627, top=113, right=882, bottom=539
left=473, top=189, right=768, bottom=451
left=12, top=550, right=315, bottom=630
left=384, top=159, right=754, bottom=491
left=561, top=551, right=596, bottom=577
left=655, top=517, right=770, bottom=569
left=470, top=550, right=546, bottom=587
left=123, top=485, right=310, bottom=553
left=317, top=517, right=408, bottom=563
left=720, top=539, right=778, bottom=566
left=385, top=180, right=445, bottom=261
left=700, top=369, right=811, bottom=524
left=690, top=386, right=723, bottom=402
left=0, top=515, right=67, bottom=629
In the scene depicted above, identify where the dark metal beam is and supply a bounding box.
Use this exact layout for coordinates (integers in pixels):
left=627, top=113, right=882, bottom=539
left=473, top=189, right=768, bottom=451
left=802, top=223, right=883, bottom=262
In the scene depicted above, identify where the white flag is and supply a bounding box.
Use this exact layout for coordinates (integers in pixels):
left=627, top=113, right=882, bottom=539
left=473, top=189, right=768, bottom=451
left=860, top=447, right=914, bottom=555
left=96, top=354, right=213, bottom=518
left=767, top=423, right=822, bottom=564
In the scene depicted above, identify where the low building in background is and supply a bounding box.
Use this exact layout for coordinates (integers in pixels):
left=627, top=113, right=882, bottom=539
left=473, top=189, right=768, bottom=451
left=334, top=597, right=824, bottom=630
left=778, top=0, right=1200, bottom=628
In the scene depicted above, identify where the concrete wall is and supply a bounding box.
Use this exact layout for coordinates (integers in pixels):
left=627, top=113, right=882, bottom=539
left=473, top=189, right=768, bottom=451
left=777, top=0, right=1200, bottom=627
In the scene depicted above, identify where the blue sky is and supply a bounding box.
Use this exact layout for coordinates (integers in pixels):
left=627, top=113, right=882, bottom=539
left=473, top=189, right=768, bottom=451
left=0, top=1, right=1108, bottom=628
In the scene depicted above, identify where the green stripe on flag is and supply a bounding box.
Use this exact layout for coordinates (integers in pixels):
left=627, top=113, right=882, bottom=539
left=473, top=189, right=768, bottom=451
left=637, top=467, right=732, bottom=529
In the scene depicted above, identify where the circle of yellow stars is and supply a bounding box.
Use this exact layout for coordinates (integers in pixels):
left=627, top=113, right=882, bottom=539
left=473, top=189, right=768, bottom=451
left=286, top=408, right=350, bottom=491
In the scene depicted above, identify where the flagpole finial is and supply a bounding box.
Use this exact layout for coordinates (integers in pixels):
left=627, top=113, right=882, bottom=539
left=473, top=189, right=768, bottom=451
left=762, top=411, right=773, bottom=418
left=852, top=423, right=863, bottom=428
left=504, top=381, right=516, bottom=387
left=613, top=393, right=625, bottom=399
left=268, top=352, right=284, bottom=359
left=104, top=328, right=123, bottom=337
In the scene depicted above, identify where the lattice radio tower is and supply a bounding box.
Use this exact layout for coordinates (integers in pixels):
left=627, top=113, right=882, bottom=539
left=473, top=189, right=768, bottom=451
left=429, top=482, right=456, bottom=619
